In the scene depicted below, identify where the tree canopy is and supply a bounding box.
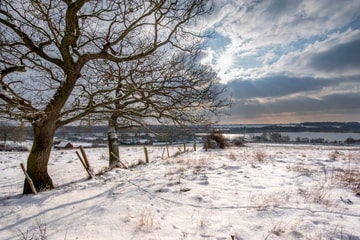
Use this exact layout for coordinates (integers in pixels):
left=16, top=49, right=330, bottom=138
left=0, top=0, right=228, bottom=194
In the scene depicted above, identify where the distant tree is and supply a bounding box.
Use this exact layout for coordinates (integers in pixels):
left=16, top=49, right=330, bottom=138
left=11, top=123, right=28, bottom=142
left=281, top=135, right=290, bottom=142
left=260, top=133, right=269, bottom=142
left=345, top=137, right=355, bottom=144
left=269, top=132, right=282, bottom=142
left=0, top=123, right=9, bottom=143
left=0, top=0, right=218, bottom=194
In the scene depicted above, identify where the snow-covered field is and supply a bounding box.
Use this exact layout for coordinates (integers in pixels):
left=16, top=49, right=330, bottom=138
left=1, top=143, right=360, bottom=240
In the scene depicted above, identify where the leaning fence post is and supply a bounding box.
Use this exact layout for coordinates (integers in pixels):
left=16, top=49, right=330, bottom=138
left=162, top=148, right=166, bottom=159
left=110, top=152, right=128, bottom=169
left=20, top=163, right=37, bottom=195
left=79, top=146, right=96, bottom=178
left=76, top=151, right=93, bottom=178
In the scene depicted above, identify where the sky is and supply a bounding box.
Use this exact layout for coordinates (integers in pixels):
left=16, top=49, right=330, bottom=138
left=201, top=0, right=360, bottom=124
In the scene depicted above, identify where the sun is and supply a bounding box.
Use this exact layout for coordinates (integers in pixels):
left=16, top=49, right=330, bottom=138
left=216, top=52, right=233, bottom=73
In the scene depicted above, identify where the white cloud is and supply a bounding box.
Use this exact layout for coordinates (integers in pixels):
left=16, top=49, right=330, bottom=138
left=205, top=0, right=360, bottom=80
left=203, top=0, right=360, bottom=123
left=271, top=29, right=360, bottom=78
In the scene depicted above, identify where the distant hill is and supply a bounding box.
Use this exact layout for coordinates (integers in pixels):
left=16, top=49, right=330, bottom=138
left=210, top=122, right=360, bottom=134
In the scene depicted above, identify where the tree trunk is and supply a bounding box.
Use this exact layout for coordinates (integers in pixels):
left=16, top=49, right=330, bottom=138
left=23, top=121, right=56, bottom=194
left=108, top=118, right=120, bottom=167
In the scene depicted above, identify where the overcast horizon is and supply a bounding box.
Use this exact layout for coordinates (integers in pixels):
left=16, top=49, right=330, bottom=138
left=200, top=0, right=360, bottom=124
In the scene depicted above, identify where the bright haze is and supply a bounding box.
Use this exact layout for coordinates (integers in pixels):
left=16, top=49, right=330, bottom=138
left=201, top=0, right=360, bottom=124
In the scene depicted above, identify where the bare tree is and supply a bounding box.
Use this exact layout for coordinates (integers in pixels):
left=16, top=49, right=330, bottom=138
left=0, top=0, right=223, bottom=194
left=96, top=50, right=228, bottom=167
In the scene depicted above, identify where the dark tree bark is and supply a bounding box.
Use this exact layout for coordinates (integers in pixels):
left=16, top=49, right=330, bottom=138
left=23, top=120, right=56, bottom=194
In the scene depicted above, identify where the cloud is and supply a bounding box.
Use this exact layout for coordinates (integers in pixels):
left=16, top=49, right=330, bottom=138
left=223, top=74, right=360, bottom=123
left=227, top=75, right=360, bottom=99
left=211, top=0, right=360, bottom=46
left=309, top=38, right=360, bottom=72
left=226, top=91, right=360, bottom=123
left=206, top=0, right=360, bottom=78
left=203, top=0, right=360, bottom=123
left=270, top=29, right=360, bottom=78
left=227, top=76, right=331, bottom=99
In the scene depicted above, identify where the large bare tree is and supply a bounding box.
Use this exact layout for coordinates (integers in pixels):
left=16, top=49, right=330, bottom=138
left=95, top=51, right=228, bottom=167
left=0, top=0, right=225, bottom=194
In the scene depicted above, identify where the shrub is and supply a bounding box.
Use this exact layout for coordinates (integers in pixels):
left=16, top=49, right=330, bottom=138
left=345, top=137, right=355, bottom=144
left=203, top=131, right=229, bottom=150
left=232, top=137, right=245, bottom=146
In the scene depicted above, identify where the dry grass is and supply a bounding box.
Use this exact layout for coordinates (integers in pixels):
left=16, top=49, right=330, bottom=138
left=195, top=211, right=212, bottom=237
left=335, top=169, right=360, bottom=191
left=329, top=152, right=360, bottom=193
left=183, top=156, right=209, bottom=175
left=287, top=164, right=315, bottom=176
left=250, top=191, right=290, bottom=209
left=254, top=150, right=266, bottom=162
left=227, top=152, right=237, bottom=161
left=136, top=208, right=155, bottom=232
left=298, top=181, right=333, bottom=205
left=265, top=222, right=287, bottom=239
left=328, top=150, right=340, bottom=161
left=18, top=221, right=47, bottom=240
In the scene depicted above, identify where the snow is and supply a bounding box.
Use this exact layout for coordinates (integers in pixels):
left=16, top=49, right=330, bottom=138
left=1, top=143, right=360, bottom=239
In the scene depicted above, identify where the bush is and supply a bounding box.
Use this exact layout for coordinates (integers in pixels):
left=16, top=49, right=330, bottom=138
left=232, top=137, right=245, bottom=147
left=203, top=131, right=229, bottom=149
left=345, top=137, right=355, bottom=144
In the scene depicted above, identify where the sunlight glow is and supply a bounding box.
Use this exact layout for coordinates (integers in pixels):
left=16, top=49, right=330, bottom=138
left=216, top=52, right=233, bottom=73
left=201, top=48, right=235, bottom=83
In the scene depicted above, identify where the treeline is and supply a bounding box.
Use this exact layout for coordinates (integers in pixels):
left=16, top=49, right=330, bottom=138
left=210, top=122, right=360, bottom=134
left=248, top=132, right=360, bottom=145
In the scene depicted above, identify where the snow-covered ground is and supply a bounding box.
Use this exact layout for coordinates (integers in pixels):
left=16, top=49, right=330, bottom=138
left=1, top=143, right=359, bottom=240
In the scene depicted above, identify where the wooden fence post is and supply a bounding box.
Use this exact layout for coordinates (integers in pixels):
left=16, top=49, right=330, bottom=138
left=144, top=146, right=149, bottom=163
left=76, top=151, right=93, bottom=178
left=79, top=146, right=95, bottom=178
left=20, top=163, right=37, bottom=195
left=161, top=148, right=166, bottom=159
